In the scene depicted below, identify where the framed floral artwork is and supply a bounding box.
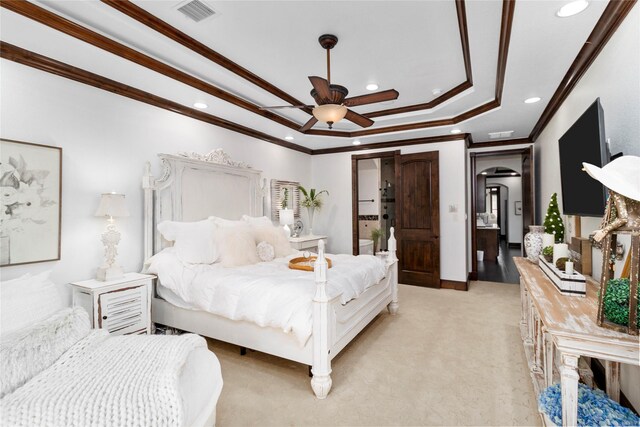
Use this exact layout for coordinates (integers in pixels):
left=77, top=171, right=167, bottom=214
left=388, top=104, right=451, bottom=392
left=1, top=139, right=62, bottom=266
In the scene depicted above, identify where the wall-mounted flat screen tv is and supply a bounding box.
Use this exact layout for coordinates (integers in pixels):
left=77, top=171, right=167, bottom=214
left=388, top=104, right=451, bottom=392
left=558, top=98, right=609, bottom=217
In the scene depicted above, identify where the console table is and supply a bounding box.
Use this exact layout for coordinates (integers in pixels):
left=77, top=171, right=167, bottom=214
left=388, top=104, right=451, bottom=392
left=515, top=257, right=639, bottom=426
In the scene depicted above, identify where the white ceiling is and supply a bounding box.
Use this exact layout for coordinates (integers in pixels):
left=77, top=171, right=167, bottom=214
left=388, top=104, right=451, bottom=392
left=1, top=0, right=611, bottom=150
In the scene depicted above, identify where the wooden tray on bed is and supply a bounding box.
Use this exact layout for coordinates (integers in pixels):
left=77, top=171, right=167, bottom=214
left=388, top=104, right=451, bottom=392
left=288, top=256, right=332, bottom=271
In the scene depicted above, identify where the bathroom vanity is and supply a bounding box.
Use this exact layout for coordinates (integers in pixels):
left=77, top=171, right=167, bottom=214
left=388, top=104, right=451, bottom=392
left=477, top=225, right=500, bottom=262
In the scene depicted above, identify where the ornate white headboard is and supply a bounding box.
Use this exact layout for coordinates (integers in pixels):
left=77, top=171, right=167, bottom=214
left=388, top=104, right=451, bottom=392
left=142, top=152, right=264, bottom=260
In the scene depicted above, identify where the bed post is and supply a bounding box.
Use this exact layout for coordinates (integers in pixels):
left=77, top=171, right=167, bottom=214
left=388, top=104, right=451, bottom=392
left=311, top=240, right=332, bottom=399
left=142, top=162, right=155, bottom=263
left=387, top=227, right=399, bottom=315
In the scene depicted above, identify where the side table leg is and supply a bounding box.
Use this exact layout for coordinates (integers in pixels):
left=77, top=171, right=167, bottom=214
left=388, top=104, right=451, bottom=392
left=605, top=360, right=620, bottom=403
left=560, top=353, right=580, bottom=427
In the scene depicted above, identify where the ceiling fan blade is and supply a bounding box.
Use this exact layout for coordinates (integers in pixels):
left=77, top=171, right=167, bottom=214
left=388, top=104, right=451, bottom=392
left=299, top=117, right=318, bottom=132
left=259, top=105, right=313, bottom=110
left=343, top=89, right=399, bottom=107
left=308, top=76, right=332, bottom=102
left=345, top=109, right=374, bottom=128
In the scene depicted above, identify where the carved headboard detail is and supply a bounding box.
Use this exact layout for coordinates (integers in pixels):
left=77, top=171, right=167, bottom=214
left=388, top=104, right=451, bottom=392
left=142, top=153, right=264, bottom=260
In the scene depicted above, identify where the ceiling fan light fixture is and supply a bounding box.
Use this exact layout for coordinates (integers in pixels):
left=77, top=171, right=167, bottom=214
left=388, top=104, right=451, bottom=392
left=313, top=104, right=348, bottom=126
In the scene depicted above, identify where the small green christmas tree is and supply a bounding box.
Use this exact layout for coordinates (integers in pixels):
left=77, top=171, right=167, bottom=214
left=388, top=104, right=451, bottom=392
left=544, top=193, right=565, bottom=243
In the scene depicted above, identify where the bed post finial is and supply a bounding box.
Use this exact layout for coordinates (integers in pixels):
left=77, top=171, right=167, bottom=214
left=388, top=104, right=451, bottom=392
left=311, top=238, right=332, bottom=399
left=387, top=227, right=399, bottom=315
left=142, top=162, right=155, bottom=267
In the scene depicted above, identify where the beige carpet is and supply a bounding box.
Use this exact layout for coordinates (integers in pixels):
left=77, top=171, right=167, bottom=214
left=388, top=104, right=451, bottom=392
left=208, top=281, right=540, bottom=426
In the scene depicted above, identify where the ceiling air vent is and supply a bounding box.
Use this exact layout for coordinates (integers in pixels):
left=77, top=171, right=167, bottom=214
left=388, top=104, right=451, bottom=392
left=176, top=0, right=216, bottom=22
left=488, top=130, right=514, bottom=139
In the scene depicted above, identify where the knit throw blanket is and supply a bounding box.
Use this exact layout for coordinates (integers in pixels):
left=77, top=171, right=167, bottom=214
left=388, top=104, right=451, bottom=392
left=1, top=331, right=206, bottom=427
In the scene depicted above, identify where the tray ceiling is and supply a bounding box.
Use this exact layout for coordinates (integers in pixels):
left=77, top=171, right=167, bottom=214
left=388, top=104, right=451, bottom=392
left=0, top=0, right=615, bottom=151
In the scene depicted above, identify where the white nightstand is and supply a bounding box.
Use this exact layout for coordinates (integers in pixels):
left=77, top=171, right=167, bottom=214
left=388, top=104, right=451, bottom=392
left=289, top=235, right=328, bottom=253
left=70, top=273, right=154, bottom=336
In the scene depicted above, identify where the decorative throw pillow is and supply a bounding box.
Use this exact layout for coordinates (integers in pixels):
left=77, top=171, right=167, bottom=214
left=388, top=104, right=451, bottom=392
left=1, top=271, right=65, bottom=336
left=241, top=215, right=273, bottom=227
left=252, top=225, right=295, bottom=258
left=0, top=307, right=91, bottom=398
left=256, top=241, right=275, bottom=262
left=218, top=225, right=260, bottom=267
left=157, top=219, right=219, bottom=264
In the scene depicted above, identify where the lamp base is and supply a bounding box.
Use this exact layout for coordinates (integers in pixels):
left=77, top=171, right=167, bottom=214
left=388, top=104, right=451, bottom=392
left=96, top=265, right=124, bottom=282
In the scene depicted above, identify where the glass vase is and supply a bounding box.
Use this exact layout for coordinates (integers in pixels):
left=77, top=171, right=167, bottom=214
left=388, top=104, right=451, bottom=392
left=524, top=225, right=545, bottom=263
left=306, top=206, right=315, bottom=236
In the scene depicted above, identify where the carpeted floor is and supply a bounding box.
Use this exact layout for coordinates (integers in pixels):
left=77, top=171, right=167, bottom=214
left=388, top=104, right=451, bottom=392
left=208, top=281, right=540, bottom=426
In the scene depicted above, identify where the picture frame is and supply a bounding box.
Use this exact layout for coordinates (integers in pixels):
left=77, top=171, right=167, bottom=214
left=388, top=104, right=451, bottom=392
left=1, top=139, right=62, bottom=266
left=514, top=200, right=522, bottom=216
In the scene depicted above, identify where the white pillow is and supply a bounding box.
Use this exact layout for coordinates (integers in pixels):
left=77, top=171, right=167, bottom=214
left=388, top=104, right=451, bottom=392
left=157, top=219, right=219, bottom=264
left=218, top=225, right=260, bottom=267
left=256, top=241, right=275, bottom=262
left=0, top=307, right=91, bottom=398
left=241, top=215, right=273, bottom=227
left=1, top=271, right=65, bottom=336
left=209, top=216, right=243, bottom=229
left=251, top=225, right=295, bottom=258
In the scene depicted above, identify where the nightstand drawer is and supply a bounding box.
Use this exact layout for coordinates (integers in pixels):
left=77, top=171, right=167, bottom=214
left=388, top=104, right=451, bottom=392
left=71, top=273, right=154, bottom=336
left=98, top=286, right=148, bottom=335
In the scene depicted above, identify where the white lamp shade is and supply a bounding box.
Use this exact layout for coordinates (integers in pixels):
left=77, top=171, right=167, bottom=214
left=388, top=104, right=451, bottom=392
left=95, top=193, right=130, bottom=218
left=313, top=104, right=348, bottom=123
left=279, top=208, right=294, bottom=225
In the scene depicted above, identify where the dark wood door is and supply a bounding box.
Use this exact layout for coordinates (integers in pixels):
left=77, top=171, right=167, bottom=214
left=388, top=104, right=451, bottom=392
left=395, top=151, right=440, bottom=288
left=521, top=146, right=534, bottom=244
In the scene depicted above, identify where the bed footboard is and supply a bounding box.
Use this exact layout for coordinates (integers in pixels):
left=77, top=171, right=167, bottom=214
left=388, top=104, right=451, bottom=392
left=311, top=229, right=398, bottom=399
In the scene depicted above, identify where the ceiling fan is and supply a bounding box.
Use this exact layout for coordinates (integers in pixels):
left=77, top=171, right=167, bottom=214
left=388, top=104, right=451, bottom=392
left=261, top=34, right=399, bottom=131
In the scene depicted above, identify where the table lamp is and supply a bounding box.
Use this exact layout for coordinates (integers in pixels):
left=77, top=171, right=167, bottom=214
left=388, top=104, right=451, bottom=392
left=95, top=192, right=130, bottom=281
left=279, top=208, right=294, bottom=238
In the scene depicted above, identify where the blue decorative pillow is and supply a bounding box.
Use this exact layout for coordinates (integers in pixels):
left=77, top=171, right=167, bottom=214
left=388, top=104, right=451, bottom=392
left=539, top=383, right=639, bottom=426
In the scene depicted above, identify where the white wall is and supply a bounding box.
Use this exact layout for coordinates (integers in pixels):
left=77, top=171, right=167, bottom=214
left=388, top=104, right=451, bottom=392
left=0, top=60, right=312, bottom=302
left=311, top=140, right=469, bottom=283
left=535, top=5, right=640, bottom=412
left=486, top=177, right=523, bottom=245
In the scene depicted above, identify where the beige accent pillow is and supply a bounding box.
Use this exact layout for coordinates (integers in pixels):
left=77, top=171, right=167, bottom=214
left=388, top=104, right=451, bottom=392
left=251, top=225, right=294, bottom=258
left=218, top=225, right=260, bottom=267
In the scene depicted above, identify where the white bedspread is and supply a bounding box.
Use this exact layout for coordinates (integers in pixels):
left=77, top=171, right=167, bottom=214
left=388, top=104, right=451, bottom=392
left=147, top=249, right=387, bottom=346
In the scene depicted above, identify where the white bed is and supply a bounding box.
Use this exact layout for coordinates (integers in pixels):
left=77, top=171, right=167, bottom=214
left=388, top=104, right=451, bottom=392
left=142, top=152, right=399, bottom=399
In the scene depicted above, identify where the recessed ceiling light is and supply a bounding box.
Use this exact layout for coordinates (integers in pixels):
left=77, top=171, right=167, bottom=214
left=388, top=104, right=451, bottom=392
left=432, top=89, right=442, bottom=96
left=352, top=140, right=362, bottom=145
left=481, top=172, right=488, bottom=175
left=284, top=136, right=294, bottom=141
left=556, top=0, right=589, bottom=17
left=450, top=129, right=462, bottom=134
left=524, top=97, right=541, bottom=104
left=366, top=83, right=379, bottom=91
left=511, top=172, right=518, bottom=176
left=193, top=101, right=208, bottom=109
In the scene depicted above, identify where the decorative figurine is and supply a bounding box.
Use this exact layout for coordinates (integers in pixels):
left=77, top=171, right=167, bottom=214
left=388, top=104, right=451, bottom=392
left=583, top=155, right=640, bottom=335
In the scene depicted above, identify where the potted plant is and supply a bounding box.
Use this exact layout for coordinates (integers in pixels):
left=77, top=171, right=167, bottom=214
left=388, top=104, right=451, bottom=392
left=298, top=186, right=329, bottom=236
left=370, top=228, right=383, bottom=254
left=542, top=246, right=553, bottom=263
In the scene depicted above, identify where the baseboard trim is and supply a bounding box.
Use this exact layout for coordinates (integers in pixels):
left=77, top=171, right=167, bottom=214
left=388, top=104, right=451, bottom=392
left=468, top=271, right=478, bottom=281
left=508, top=243, right=522, bottom=249
left=441, top=279, right=468, bottom=291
